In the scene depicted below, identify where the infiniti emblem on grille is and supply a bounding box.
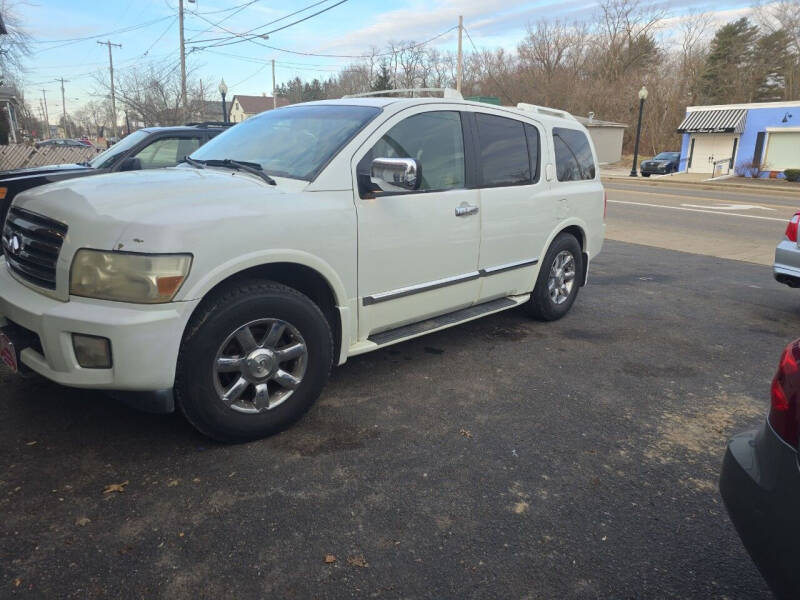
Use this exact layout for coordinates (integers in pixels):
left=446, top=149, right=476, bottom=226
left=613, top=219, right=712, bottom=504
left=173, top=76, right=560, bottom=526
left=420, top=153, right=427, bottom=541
left=10, top=234, right=22, bottom=255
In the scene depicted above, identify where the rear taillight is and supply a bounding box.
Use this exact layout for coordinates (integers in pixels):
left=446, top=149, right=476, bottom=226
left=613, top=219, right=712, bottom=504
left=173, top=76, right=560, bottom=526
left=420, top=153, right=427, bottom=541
left=769, top=340, right=800, bottom=446
left=785, top=212, right=800, bottom=242
left=603, top=191, right=607, bottom=221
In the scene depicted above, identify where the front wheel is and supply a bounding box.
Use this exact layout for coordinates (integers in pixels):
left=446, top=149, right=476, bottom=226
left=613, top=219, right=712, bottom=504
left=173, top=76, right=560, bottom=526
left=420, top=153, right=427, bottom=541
left=175, top=281, right=333, bottom=443
left=523, top=233, right=583, bottom=321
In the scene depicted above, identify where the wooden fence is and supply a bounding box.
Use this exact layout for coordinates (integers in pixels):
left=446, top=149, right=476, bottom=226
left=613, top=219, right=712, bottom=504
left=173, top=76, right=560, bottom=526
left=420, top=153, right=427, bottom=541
left=0, top=144, right=99, bottom=171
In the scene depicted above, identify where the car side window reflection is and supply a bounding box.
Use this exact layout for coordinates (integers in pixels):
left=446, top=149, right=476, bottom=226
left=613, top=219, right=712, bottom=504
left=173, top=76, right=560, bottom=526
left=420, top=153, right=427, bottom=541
left=358, top=111, right=465, bottom=197
left=134, top=137, right=202, bottom=169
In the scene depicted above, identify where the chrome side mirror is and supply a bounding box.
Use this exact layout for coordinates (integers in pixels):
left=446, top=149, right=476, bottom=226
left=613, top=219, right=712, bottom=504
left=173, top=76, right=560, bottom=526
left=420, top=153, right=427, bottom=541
left=370, top=157, right=421, bottom=193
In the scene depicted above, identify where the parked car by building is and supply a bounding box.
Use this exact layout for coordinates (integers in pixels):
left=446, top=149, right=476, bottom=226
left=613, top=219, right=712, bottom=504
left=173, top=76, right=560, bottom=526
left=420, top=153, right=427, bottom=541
left=720, top=338, right=800, bottom=600
left=640, top=151, right=680, bottom=176
left=0, top=91, right=605, bottom=442
left=0, top=123, right=229, bottom=225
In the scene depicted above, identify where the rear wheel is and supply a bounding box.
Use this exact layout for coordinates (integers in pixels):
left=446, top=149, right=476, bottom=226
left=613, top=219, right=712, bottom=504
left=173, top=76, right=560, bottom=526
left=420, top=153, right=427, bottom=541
left=524, top=233, right=583, bottom=321
left=175, top=280, right=333, bottom=443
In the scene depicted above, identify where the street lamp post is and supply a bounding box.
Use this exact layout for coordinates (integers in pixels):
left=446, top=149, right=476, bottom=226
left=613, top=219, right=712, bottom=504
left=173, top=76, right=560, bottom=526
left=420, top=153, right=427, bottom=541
left=219, top=78, right=228, bottom=125
left=629, top=85, right=648, bottom=177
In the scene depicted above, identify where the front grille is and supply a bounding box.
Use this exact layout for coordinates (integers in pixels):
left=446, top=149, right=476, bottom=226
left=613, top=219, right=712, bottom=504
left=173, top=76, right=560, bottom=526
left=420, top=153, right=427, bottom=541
left=2, top=207, right=67, bottom=290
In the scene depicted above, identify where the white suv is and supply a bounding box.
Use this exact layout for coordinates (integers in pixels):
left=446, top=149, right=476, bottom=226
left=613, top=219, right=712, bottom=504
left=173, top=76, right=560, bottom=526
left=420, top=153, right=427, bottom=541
left=0, top=92, right=605, bottom=441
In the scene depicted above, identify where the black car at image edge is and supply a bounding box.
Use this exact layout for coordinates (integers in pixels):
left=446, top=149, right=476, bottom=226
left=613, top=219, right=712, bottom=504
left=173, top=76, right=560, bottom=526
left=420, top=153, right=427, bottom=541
left=720, top=338, right=800, bottom=600
left=0, top=122, right=228, bottom=225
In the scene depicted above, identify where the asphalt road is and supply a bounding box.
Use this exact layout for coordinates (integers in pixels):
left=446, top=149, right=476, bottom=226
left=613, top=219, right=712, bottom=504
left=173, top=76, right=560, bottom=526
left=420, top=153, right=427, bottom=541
left=2, top=181, right=799, bottom=598
left=605, top=179, right=798, bottom=265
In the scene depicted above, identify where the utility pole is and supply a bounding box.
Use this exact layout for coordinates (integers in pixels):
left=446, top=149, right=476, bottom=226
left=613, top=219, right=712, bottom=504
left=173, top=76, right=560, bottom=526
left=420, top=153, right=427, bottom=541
left=179, top=0, right=188, bottom=119
left=97, top=40, right=122, bottom=139
left=456, top=15, right=463, bottom=94
left=199, top=79, right=205, bottom=121
left=57, top=77, right=69, bottom=138
left=40, top=89, right=50, bottom=136
left=272, top=59, right=276, bottom=109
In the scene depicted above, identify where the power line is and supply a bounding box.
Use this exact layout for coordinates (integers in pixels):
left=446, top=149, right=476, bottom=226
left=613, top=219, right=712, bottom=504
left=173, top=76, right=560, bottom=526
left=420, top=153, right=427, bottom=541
left=188, top=0, right=338, bottom=44
left=30, top=16, right=174, bottom=54
left=192, top=25, right=458, bottom=59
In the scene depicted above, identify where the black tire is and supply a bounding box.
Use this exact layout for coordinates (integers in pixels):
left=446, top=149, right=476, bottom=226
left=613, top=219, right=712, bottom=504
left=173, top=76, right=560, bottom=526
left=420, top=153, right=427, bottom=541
left=175, top=280, right=333, bottom=443
left=642, top=172, right=651, bottom=177
left=523, top=233, right=583, bottom=322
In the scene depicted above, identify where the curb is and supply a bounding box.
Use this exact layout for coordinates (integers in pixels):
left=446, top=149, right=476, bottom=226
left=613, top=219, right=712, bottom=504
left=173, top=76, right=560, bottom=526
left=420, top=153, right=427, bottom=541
left=601, top=175, right=800, bottom=196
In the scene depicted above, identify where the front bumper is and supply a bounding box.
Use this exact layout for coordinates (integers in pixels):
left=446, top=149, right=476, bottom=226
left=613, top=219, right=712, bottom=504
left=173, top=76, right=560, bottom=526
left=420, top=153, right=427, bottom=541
left=640, top=165, right=670, bottom=174
left=719, top=422, right=800, bottom=600
left=0, top=261, right=199, bottom=391
left=774, top=239, right=800, bottom=287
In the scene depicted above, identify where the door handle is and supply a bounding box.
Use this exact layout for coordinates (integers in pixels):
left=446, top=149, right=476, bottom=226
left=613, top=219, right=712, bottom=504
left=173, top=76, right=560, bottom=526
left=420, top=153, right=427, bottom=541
left=455, top=204, right=479, bottom=217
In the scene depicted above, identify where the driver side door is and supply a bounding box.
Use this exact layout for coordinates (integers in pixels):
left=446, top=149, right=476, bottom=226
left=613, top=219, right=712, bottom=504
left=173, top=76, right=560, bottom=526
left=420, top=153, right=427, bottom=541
left=353, top=108, right=481, bottom=339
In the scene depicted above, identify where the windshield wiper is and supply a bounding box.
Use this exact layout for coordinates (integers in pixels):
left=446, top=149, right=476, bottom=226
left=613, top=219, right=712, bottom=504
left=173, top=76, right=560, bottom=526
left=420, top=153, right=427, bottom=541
left=201, top=158, right=276, bottom=185
left=183, top=155, right=206, bottom=169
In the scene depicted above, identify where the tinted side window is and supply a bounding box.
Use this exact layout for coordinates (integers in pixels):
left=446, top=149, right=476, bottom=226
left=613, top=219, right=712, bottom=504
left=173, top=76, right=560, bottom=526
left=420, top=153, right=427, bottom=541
left=475, top=113, right=530, bottom=187
left=553, top=127, right=595, bottom=181
left=524, top=124, right=540, bottom=183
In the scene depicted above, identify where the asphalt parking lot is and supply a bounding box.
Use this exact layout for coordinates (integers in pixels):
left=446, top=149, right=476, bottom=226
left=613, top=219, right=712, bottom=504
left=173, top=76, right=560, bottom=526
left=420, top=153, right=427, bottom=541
left=2, top=181, right=797, bottom=598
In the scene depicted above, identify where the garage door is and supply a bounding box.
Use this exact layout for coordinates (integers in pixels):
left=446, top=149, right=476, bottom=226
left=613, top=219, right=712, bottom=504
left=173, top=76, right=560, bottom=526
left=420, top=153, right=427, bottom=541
left=764, top=130, right=800, bottom=171
left=688, top=134, right=737, bottom=173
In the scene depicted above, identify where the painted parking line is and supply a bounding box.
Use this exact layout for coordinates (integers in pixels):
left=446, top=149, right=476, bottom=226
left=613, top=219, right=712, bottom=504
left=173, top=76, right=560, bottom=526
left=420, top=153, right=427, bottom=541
left=607, top=199, right=788, bottom=222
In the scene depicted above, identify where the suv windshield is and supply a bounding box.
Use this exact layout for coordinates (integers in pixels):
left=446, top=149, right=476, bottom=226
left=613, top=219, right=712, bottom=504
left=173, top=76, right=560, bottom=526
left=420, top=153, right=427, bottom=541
left=190, top=104, right=380, bottom=181
left=88, top=130, right=150, bottom=169
left=654, top=152, right=678, bottom=160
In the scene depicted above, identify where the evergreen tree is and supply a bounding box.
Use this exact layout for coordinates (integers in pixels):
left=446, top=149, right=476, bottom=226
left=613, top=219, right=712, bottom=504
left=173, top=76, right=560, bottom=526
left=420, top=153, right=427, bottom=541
left=753, top=29, right=794, bottom=100
left=371, top=63, right=393, bottom=92
left=700, top=18, right=759, bottom=103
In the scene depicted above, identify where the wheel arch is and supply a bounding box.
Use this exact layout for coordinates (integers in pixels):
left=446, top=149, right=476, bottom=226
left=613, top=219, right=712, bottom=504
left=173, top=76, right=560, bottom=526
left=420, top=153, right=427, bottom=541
left=550, top=222, right=589, bottom=286
left=181, top=257, right=349, bottom=364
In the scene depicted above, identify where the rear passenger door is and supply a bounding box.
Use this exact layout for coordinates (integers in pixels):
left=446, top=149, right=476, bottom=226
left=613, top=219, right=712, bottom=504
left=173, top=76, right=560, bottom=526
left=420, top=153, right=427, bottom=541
left=469, top=111, right=553, bottom=302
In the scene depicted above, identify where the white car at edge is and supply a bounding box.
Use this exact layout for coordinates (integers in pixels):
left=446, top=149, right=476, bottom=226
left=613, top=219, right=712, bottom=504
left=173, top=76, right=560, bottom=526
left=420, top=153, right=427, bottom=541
left=0, top=90, right=605, bottom=442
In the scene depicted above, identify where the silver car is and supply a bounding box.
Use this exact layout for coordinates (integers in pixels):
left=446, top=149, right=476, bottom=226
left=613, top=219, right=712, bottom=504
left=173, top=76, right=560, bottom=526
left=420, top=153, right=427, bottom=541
left=775, top=211, right=800, bottom=287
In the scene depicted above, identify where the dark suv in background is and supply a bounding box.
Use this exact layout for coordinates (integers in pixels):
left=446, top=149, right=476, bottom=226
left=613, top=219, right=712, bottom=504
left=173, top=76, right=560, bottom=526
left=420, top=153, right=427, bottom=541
left=0, top=122, right=228, bottom=225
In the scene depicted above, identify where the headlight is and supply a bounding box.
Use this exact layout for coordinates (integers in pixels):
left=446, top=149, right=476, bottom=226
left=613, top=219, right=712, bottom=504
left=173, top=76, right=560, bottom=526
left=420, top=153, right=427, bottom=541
left=70, top=249, right=192, bottom=303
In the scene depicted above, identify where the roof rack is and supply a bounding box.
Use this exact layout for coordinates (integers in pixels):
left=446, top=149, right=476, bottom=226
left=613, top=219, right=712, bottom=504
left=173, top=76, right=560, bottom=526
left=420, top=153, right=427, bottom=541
left=343, top=88, right=463, bottom=100
left=515, top=103, right=575, bottom=121
left=184, top=121, right=230, bottom=127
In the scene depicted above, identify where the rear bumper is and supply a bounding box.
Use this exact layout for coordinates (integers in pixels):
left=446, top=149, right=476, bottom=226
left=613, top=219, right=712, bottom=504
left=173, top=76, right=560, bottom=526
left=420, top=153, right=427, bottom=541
left=774, top=239, right=800, bottom=287
left=719, top=423, right=800, bottom=600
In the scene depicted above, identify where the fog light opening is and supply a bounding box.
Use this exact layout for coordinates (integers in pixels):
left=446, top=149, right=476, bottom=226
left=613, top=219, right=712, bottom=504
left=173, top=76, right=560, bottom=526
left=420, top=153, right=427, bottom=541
left=72, top=334, right=112, bottom=369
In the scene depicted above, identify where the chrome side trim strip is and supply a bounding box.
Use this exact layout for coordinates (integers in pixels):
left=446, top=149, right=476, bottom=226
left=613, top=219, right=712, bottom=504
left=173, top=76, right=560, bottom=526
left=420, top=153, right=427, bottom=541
left=479, top=257, right=539, bottom=276
left=363, top=271, right=481, bottom=306
left=363, top=257, right=539, bottom=306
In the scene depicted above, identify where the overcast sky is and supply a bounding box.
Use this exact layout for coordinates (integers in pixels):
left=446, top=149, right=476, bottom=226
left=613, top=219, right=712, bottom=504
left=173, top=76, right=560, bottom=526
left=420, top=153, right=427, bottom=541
left=21, top=0, right=757, bottom=109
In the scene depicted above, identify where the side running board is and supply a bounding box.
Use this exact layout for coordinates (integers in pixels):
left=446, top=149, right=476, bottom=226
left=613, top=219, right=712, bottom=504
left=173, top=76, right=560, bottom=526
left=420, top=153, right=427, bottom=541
left=368, top=297, right=518, bottom=346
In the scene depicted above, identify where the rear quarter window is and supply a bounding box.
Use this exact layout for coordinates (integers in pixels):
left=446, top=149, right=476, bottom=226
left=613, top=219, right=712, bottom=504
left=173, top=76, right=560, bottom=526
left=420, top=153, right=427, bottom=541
left=552, top=127, right=596, bottom=182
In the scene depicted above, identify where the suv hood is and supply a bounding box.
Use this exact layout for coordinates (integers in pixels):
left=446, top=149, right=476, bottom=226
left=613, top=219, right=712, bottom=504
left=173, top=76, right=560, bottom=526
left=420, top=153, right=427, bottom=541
left=12, top=167, right=307, bottom=253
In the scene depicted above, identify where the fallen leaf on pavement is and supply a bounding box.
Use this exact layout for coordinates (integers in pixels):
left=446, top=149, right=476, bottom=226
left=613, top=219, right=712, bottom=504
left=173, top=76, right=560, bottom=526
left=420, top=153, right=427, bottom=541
left=13, top=578, right=21, bottom=587
left=25, top=441, right=37, bottom=446
left=324, top=554, right=336, bottom=564
left=75, top=517, right=90, bottom=527
left=167, top=479, right=179, bottom=487
left=459, top=428, right=472, bottom=439
left=103, top=481, right=129, bottom=494
left=347, top=555, right=368, bottom=568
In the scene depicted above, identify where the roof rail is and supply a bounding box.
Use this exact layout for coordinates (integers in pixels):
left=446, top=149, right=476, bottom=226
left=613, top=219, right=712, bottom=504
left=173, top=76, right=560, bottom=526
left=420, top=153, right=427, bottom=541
left=343, top=88, right=463, bottom=100
left=515, top=103, right=575, bottom=121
